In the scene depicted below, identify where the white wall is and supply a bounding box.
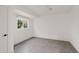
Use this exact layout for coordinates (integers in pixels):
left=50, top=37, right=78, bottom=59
left=8, top=7, right=34, bottom=46
left=14, top=9, right=34, bottom=44
left=7, top=6, right=34, bottom=52
left=70, top=6, right=79, bottom=52
left=34, top=14, right=72, bottom=41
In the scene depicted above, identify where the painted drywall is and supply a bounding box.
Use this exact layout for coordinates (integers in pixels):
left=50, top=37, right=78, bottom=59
left=14, top=9, right=34, bottom=44
left=8, top=6, right=34, bottom=46
left=7, top=6, right=34, bottom=52
left=34, top=14, right=72, bottom=41
left=69, top=6, right=79, bottom=52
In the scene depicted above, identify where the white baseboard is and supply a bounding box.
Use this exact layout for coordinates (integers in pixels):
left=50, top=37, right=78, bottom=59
left=34, top=36, right=69, bottom=42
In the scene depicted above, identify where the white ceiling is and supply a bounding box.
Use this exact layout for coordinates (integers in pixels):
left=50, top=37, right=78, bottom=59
left=14, top=5, right=74, bottom=17
left=24, top=5, right=73, bottom=17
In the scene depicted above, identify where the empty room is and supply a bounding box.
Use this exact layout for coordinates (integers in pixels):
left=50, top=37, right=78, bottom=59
left=0, top=5, right=79, bottom=53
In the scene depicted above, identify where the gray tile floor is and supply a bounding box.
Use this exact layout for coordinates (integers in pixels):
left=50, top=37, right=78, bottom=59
left=14, top=37, right=78, bottom=53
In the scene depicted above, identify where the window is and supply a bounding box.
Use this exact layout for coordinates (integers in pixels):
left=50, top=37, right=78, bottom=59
left=16, top=15, right=28, bottom=29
